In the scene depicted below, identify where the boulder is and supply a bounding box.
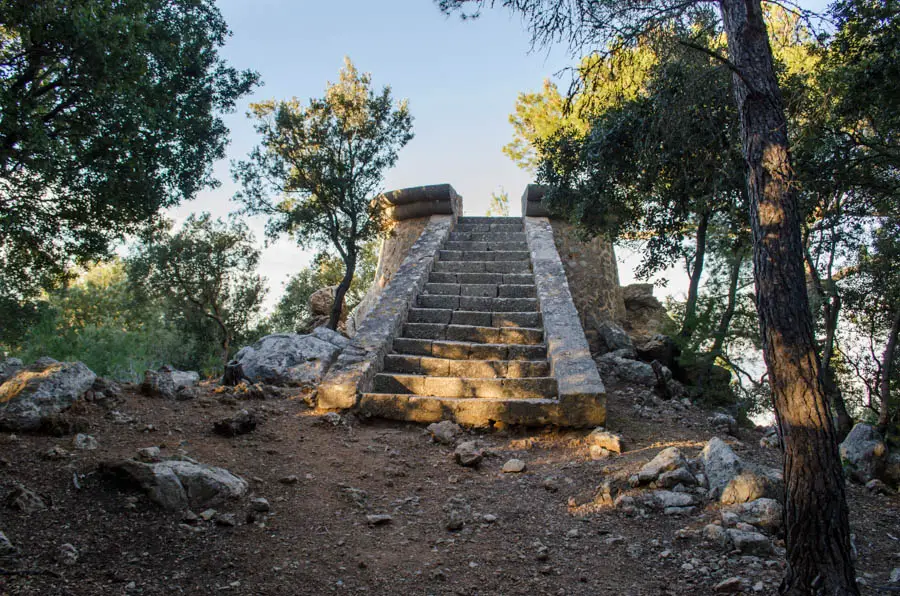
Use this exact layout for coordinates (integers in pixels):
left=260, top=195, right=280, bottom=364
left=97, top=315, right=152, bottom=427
left=885, top=451, right=900, bottom=487
left=702, top=437, right=782, bottom=503
left=5, top=485, right=48, bottom=514
left=657, top=467, right=697, bottom=488
left=636, top=334, right=681, bottom=371
left=141, top=365, right=200, bottom=400
left=648, top=490, right=697, bottom=509
left=0, top=360, right=96, bottom=431
left=595, top=321, right=635, bottom=356
left=0, top=357, right=23, bottom=383
left=638, top=447, right=688, bottom=484
left=230, top=329, right=349, bottom=386
left=104, top=459, right=247, bottom=511
left=724, top=498, right=783, bottom=532
left=839, top=423, right=887, bottom=484
left=727, top=529, right=774, bottom=555
left=621, top=284, right=673, bottom=345
left=595, top=354, right=658, bottom=387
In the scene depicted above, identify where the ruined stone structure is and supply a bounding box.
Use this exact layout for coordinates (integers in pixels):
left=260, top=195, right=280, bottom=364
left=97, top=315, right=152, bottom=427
left=319, top=183, right=616, bottom=427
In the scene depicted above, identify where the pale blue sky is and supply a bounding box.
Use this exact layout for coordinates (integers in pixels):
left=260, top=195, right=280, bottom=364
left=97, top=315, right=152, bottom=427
left=170, top=0, right=830, bottom=308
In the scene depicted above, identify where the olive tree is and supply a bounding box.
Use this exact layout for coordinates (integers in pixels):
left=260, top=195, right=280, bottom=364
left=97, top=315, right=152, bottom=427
left=234, top=58, right=413, bottom=330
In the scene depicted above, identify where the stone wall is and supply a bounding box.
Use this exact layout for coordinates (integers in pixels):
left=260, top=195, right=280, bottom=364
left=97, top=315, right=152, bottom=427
left=523, top=185, right=626, bottom=350
left=346, top=184, right=461, bottom=337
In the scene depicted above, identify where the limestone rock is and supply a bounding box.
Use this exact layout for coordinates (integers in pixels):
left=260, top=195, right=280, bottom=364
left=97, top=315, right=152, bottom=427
left=657, top=467, right=697, bottom=489
left=595, top=321, right=635, bottom=355
left=638, top=447, right=687, bottom=484
left=586, top=428, right=624, bottom=453
left=454, top=441, right=483, bottom=467
left=595, top=354, right=661, bottom=387
left=0, top=530, right=17, bottom=556
left=104, top=459, right=247, bottom=511
left=839, top=423, right=887, bottom=484
left=137, top=446, right=161, bottom=462
left=648, top=490, right=697, bottom=509
left=230, top=330, right=348, bottom=386
left=0, top=360, right=96, bottom=432
left=703, top=524, right=732, bottom=548
left=0, top=357, right=23, bottom=383
left=714, top=577, right=743, bottom=593
left=71, top=433, right=98, bottom=450
left=708, top=413, right=738, bottom=435
left=309, top=286, right=341, bottom=317
left=621, top=284, right=672, bottom=345
left=885, top=451, right=900, bottom=487
left=502, top=459, right=526, bottom=473
left=141, top=365, right=200, bottom=400
left=427, top=420, right=462, bottom=445
left=366, top=514, right=392, bottom=526
left=727, top=529, right=773, bottom=555
left=213, top=409, right=258, bottom=437
left=636, top=335, right=681, bottom=370
left=724, top=498, right=783, bottom=532
left=702, top=437, right=781, bottom=503
left=57, top=543, right=78, bottom=565
left=6, top=485, right=47, bottom=514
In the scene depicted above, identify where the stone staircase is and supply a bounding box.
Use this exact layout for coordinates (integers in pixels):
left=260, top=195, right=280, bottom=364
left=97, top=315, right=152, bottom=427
left=359, top=216, right=565, bottom=426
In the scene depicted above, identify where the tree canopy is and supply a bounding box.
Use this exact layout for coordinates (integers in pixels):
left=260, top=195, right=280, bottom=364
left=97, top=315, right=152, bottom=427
left=0, top=0, right=259, bottom=310
left=234, top=57, right=413, bottom=329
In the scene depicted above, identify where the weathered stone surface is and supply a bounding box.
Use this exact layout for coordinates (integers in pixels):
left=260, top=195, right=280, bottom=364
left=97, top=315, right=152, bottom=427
left=141, top=365, right=199, bottom=400
left=585, top=428, right=624, bottom=453
left=839, top=423, right=887, bottom=484
left=725, top=498, right=783, bottom=532
left=638, top=447, right=688, bottom=484
left=595, top=321, right=635, bottom=356
left=0, top=357, right=23, bottom=383
left=233, top=329, right=348, bottom=387
left=594, top=354, right=670, bottom=388
left=104, top=459, right=247, bottom=511
left=702, top=437, right=782, bottom=504
left=621, top=284, right=673, bottom=344
left=657, top=467, right=697, bottom=489
left=502, top=459, right=526, bottom=473
left=703, top=524, right=732, bottom=548
left=0, top=360, right=96, bottom=431
left=727, top=529, right=773, bottom=555
left=6, top=485, right=48, bottom=514
left=0, top=530, right=17, bottom=555
left=213, top=409, right=258, bottom=437
left=709, top=412, right=738, bottom=435
left=72, top=433, right=98, bottom=450
left=636, top=334, right=680, bottom=370
left=319, top=215, right=454, bottom=410
left=426, top=420, right=462, bottom=445
left=648, top=490, right=697, bottom=509
left=454, top=441, right=483, bottom=467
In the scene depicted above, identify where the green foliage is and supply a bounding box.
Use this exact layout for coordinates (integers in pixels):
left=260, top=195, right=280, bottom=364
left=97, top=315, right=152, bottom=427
left=234, top=57, right=412, bottom=329
left=6, top=261, right=195, bottom=381
left=128, top=214, right=267, bottom=367
left=485, top=188, right=510, bottom=217
left=0, top=0, right=259, bottom=307
left=268, top=241, right=378, bottom=333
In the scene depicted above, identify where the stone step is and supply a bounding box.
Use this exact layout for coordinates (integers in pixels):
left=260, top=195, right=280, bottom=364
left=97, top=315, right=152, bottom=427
left=432, top=260, right=531, bottom=274
left=392, top=338, right=546, bottom=360
left=450, top=231, right=527, bottom=242
left=402, top=323, right=544, bottom=344
left=408, top=308, right=542, bottom=328
left=428, top=272, right=533, bottom=286
left=423, top=283, right=536, bottom=299
left=415, top=295, right=539, bottom=312
left=442, top=241, right=529, bottom=252
left=455, top=224, right=524, bottom=234
left=358, top=393, right=566, bottom=427
left=438, top=250, right=530, bottom=262
left=456, top=216, right=522, bottom=225
left=384, top=355, right=550, bottom=378
left=373, top=373, right=558, bottom=399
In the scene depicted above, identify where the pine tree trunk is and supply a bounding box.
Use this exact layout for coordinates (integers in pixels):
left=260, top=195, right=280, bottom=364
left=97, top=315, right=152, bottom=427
left=680, top=212, right=709, bottom=340
left=328, top=253, right=356, bottom=331
left=718, top=0, right=859, bottom=593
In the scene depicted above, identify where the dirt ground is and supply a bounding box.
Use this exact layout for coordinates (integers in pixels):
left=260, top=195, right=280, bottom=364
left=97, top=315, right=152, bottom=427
left=1, top=383, right=898, bottom=595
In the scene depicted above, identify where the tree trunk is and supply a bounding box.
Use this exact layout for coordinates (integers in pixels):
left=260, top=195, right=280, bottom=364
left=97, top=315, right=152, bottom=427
left=822, top=296, right=853, bottom=441
left=877, top=309, right=900, bottom=431
left=679, top=211, right=710, bottom=340
left=710, top=250, right=743, bottom=360
left=328, top=252, right=356, bottom=331
left=718, top=0, right=859, bottom=593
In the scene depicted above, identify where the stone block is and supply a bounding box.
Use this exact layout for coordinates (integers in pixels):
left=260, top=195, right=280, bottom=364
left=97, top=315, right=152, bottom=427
left=424, top=283, right=460, bottom=295
left=460, top=283, right=498, bottom=297
left=498, top=284, right=536, bottom=298
left=451, top=311, right=492, bottom=327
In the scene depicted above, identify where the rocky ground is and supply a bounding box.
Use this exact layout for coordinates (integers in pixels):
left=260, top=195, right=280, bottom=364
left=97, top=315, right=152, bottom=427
left=1, top=379, right=899, bottom=595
